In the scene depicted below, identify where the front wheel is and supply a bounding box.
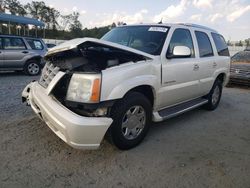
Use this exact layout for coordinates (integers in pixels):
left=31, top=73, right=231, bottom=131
left=110, top=92, right=152, bottom=150
left=203, top=79, right=223, bottom=111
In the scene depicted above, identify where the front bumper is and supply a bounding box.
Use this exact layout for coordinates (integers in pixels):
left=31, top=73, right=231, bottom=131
left=22, top=82, right=113, bottom=150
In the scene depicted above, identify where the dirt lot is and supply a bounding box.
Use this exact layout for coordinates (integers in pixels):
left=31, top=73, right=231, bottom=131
left=1, top=72, right=250, bottom=188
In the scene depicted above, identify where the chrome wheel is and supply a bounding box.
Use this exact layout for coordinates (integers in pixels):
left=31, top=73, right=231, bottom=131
left=212, top=85, right=220, bottom=105
left=121, top=105, right=146, bottom=140
left=28, top=63, right=40, bottom=75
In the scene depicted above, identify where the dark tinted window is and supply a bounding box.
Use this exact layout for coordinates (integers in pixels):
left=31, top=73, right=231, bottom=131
left=3, top=37, right=26, bottom=50
left=167, top=28, right=195, bottom=58
left=0, top=38, right=2, bottom=49
left=195, top=31, right=213, bottom=57
left=26, top=39, right=44, bottom=50
left=46, top=43, right=56, bottom=48
left=211, top=33, right=230, bottom=56
left=102, top=26, right=169, bottom=55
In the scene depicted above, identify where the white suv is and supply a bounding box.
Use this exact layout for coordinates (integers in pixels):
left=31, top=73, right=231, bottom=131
left=22, top=23, right=230, bottom=150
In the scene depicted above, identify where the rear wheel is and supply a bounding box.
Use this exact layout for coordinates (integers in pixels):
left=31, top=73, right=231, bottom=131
left=110, top=92, right=152, bottom=150
left=203, top=79, right=223, bottom=111
left=24, top=60, right=41, bottom=76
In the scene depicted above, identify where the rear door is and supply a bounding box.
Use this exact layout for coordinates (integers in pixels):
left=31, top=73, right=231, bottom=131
left=2, top=37, right=28, bottom=68
left=0, top=38, right=4, bottom=68
left=194, top=31, right=216, bottom=95
left=160, top=27, right=200, bottom=108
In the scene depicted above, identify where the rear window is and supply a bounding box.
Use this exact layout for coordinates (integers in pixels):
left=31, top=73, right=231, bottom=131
left=3, top=37, right=26, bottom=50
left=211, top=33, right=230, bottom=56
left=195, top=31, right=214, bottom=57
left=26, top=39, right=44, bottom=50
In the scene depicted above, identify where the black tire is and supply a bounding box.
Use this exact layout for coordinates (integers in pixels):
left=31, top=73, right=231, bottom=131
left=203, top=79, right=223, bottom=111
left=110, top=92, right=152, bottom=150
left=24, top=60, right=41, bottom=76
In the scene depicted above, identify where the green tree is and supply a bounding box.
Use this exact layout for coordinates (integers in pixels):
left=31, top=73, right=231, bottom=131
left=25, top=1, right=60, bottom=30
left=239, top=40, right=243, bottom=47
left=0, top=0, right=5, bottom=12
left=4, top=0, right=26, bottom=16
left=59, top=13, right=74, bottom=31
left=25, top=1, right=46, bottom=19
left=245, top=38, right=250, bottom=47
left=69, top=12, right=82, bottom=37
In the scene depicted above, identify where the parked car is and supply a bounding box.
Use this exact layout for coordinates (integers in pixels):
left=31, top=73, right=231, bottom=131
left=46, top=43, right=56, bottom=49
left=230, top=51, right=250, bottom=86
left=244, top=46, right=250, bottom=51
left=22, top=23, right=230, bottom=150
left=0, top=35, right=47, bottom=75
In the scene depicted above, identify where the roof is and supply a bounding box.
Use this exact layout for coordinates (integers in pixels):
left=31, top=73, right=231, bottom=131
left=0, top=13, right=45, bottom=27
left=0, top=34, right=42, bottom=39
left=118, top=23, right=218, bottom=33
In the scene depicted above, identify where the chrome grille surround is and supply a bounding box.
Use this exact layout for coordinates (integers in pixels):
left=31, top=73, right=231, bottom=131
left=39, top=62, right=60, bottom=88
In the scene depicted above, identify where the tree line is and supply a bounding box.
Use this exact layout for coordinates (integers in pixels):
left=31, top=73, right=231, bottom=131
left=0, top=0, right=116, bottom=39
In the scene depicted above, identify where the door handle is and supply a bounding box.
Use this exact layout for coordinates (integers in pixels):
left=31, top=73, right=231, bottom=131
left=193, top=64, right=199, bottom=71
left=213, top=62, right=217, bottom=68
left=22, top=51, right=29, bottom=54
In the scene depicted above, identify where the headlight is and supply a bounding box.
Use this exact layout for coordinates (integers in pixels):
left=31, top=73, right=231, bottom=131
left=66, top=73, right=101, bottom=103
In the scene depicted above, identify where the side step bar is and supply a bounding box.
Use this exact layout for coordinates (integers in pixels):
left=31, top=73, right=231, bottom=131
left=157, top=98, right=208, bottom=121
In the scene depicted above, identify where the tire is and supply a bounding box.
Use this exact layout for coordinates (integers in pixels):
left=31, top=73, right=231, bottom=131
left=110, top=92, right=152, bottom=150
left=24, top=60, right=41, bottom=76
left=203, top=79, right=223, bottom=111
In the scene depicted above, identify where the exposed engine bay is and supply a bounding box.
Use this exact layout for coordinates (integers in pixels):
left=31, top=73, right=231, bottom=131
left=41, top=40, right=152, bottom=117
left=45, top=41, right=149, bottom=73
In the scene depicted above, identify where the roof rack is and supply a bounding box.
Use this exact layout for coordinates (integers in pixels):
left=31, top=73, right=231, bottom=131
left=177, top=23, right=217, bottom=32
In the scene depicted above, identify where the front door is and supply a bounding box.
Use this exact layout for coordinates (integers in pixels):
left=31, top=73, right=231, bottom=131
left=159, top=28, right=200, bottom=108
left=2, top=37, right=28, bottom=68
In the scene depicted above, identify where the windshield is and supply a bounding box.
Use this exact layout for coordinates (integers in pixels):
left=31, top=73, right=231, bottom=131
left=101, top=26, right=169, bottom=55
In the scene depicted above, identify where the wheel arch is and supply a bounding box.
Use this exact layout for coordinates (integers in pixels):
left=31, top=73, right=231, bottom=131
left=124, top=85, right=155, bottom=107
left=25, top=55, right=42, bottom=65
left=216, top=72, right=227, bottom=85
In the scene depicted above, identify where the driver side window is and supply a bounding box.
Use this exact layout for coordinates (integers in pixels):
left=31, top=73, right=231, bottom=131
left=167, top=28, right=195, bottom=58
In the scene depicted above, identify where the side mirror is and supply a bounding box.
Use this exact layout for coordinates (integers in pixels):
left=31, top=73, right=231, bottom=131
left=167, top=46, right=191, bottom=59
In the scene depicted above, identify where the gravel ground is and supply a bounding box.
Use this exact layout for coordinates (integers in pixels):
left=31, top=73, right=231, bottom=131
left=1, top=72, right=250, bottom=188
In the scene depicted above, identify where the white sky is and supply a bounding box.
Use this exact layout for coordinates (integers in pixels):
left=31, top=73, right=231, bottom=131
left=19, top=0, right=250, bottom=41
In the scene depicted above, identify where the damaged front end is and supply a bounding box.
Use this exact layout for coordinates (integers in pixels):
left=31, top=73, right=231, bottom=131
left=21, top=37, right=153, bottom=149
left=29, top=38, right=152, bottom=117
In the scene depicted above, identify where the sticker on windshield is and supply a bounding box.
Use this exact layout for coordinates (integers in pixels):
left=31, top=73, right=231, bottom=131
left=148, top=27, right=168, bottom=33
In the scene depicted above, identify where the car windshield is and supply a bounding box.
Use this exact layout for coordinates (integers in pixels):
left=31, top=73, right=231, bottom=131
left=101, top=26, right=169, bottom=55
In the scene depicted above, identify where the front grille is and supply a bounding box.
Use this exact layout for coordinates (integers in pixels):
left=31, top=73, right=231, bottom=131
left=39, top=62, right=60, bottom=88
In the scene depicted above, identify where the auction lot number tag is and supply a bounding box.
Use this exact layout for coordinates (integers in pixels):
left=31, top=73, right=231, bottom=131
left=148, top=27, right=168, bottom=32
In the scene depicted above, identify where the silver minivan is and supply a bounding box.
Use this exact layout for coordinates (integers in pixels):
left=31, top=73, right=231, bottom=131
left=0, top=35, right=47, bottom=75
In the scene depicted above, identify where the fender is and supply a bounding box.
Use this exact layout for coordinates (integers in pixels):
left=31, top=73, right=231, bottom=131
left=212, top=67, right=229, bottom=85
left=100, top=62, right=160, bottom=101
left=105, top=75, right=158, bottom=100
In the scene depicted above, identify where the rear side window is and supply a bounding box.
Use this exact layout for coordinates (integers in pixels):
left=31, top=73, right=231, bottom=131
left=168, top=28, right=195, bottom=58
left=26, top=39, right=44, bottom=50
left=211, top=33, right=230, bottom=56
left=195, top=31, right=213, bottom=57
left=3, top=37, right=26, bottom=50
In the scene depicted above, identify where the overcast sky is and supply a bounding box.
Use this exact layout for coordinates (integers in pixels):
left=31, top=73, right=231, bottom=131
left=19, top=0, right=250, bottom=41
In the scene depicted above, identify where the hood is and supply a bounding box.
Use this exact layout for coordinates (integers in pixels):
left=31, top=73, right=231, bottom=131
left=46, top=37, right=155, bottom=59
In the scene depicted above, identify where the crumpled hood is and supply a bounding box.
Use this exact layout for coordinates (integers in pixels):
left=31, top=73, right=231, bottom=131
left=46, top=37, right=155, bottom=59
